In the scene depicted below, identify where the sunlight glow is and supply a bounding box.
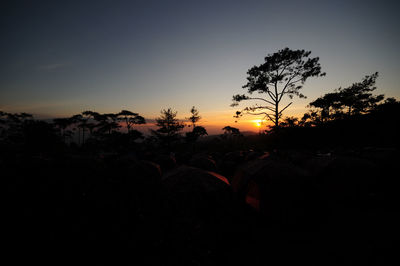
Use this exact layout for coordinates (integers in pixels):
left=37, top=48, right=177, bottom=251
left=253, top=119, right=263, bottom=128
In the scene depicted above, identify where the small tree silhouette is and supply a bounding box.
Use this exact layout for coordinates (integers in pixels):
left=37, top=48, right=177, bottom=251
left=280, top=116, right=299, bottom=128
left=151, top=108, right=184, bottom=150
left=232, top=47, right=325, bottom=128
left=185, top=106, right=208, bottom=149
left=118, top=110, right=146, bottom=133
left=222, top=126, right=241, bottom=136
left=186, top=106, right=201, bottom=128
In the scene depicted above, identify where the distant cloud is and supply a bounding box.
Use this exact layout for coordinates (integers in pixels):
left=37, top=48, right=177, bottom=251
left=37, top=63, right=68, bottom=71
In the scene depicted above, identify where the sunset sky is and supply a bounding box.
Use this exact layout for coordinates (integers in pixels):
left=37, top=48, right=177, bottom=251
left=1, top=0, right=399, bottom=134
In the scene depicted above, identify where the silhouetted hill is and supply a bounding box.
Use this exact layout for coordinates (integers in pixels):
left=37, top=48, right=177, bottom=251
left=240, top=130, right=258, bottom=136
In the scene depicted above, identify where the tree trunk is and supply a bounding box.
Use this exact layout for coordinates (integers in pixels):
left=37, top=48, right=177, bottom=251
left=82, top=128, right=85, bottom=145
left=274, top=82, right=279, bottom=128
left=126, top=118, right=130, bottom=133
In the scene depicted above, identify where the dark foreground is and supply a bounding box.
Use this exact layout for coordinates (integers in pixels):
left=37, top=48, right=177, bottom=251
left=3, top=147, right=398, bottom=265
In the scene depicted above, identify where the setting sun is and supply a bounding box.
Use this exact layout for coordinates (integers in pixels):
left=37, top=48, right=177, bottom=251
left=253, top=119, right=263, bottom=128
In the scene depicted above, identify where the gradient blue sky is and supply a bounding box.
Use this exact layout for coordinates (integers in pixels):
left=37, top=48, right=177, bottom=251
left=1, top=0, right=399, bottom=132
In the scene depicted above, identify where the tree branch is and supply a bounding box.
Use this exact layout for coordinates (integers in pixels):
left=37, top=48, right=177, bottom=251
left=278, top=73, right=297, bottom=102
left=286, top=78, right=304, bottom=87
left=247, top=105, right=276, bottom=112
left=278, top=102, right=293, bottom=115
left=244, top=111, right=274, bottom=122
left=246, top=97, right=275, bottom=106
left=267, top=90, right=277, bottom=101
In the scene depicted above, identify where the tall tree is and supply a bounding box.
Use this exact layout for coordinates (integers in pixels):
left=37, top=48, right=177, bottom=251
left=0, top=112, right=33, bottom=142
left=53, top=117, right=74, bottom=143
left=151, top=108, right=184, bottom=149
left=70, top=114, right=83, bottom=145
left=79, top=111, right=99, bottom=145
left=0, top=111, right=9, bottom=140
left=232, top=48, right=325, bottom=128
left=95, top=113, right=121, bottom=136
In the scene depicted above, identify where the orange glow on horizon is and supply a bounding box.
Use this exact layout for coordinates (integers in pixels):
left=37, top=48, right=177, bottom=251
left=252, top=119, right=263, bottom=128
left=20, top=108, right=303, bottom=135
left=132, top=116, right=273, bottom=135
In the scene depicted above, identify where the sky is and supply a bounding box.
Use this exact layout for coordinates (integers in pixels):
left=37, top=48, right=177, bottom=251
left=1, top=0, right=399, bottom=134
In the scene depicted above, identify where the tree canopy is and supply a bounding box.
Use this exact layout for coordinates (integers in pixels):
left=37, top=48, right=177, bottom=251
left=232, top=47, right=325, bottom=128
left=222, top=126, right=241, bottom=136
left=118, top=110, right=146, bottom=133
left=308, top=72, right=384, bottom=122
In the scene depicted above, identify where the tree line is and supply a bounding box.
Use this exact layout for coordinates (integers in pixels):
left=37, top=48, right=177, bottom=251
left=232, top=47, right=398, bottom=131
left=2, top=47, right=399, bottom=153
left=0, top=106, right=213, bottom=152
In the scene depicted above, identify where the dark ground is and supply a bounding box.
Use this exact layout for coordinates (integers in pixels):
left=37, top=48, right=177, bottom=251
left=3, top=144, right=398, bottom=265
